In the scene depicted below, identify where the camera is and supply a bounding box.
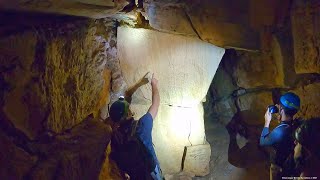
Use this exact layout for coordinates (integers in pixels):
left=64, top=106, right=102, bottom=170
left=268, top=105, right=279, bottom=114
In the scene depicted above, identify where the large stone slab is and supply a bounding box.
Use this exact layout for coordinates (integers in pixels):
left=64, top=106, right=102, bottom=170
left=183, top=144, right=211, bottom=176
left=186, top=0, right=259, bottom=50
left=117, top=27, right=224, bottom=174
left=129, top=103, right=206, bottom=174
left=0, top=0, right=128, bottom=19
left=117, top=27, right=225, bottom=107
left=291, top=0, right=320, bottom=74
left=292, top=83, right=320, bottom=120
left=145, top=5, right=197, bottom=36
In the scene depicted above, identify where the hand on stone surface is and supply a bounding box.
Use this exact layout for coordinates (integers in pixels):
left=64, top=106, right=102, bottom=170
left=140, top=72, right=151, bottom=85
left=264, top=109, right=272, bottom=127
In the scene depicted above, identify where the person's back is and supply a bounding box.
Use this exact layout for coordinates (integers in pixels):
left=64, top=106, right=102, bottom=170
left=110, top=118, right=157, bottom=180
left=269, top=122, right=295, bottom=167
left=260, top=92, right=301, bottom=180
left=108, top=74, right=162, bottom=180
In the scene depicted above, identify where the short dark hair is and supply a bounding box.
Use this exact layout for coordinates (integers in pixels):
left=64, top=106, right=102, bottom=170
left=295, top=118, right=320, bottom=158
left=280, top=103, right=298, bottom=117
left=109, top=99, right=129, bottom=122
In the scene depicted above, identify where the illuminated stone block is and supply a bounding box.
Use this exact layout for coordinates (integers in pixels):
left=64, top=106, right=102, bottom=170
left=117, top=27, right=225, bottom=175
left=183, top=144, right=211, bottom=176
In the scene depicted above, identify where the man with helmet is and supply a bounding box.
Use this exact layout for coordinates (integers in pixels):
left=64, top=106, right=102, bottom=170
left=260, top=92, right=301, bottom=180
left=108, top=73, right=163, bottom=180
left=294, top=117, right=320, bottom=177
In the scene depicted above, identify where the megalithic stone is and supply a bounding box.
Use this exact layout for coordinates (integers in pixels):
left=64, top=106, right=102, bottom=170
left=117, top=27, right=225, bottom=175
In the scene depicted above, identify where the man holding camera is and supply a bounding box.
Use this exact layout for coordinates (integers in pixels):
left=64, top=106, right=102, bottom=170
left=260, top=92, right=301, bottom=180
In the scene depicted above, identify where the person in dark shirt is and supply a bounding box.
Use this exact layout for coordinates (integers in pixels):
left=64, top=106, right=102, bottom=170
left=260, top=92, right=301, bottom=180
left=109, top=73, right=162, bottom=180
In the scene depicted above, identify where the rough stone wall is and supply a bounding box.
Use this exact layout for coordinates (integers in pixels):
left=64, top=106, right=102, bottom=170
left=204, top=1, right=320, bottom=178
left=291, top=0, right=320, bottom=74
left=208, top=0, right=320, bottom=128
left=0, top=14, right=121, bottom=179
left=0, top=17, right=117, bottom=138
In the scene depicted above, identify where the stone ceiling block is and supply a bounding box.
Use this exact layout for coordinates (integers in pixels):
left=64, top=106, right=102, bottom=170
left=234, top=38, right=285, bottom=89
left=186, top=1, right=260, bottom=50
left=145, top=4, right=197, bottom=36
left=0, top=0, right=128, bottom=18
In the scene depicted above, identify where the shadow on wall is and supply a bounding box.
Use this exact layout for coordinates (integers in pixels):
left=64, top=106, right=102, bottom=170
left=226, top=110, right=270, bottom=179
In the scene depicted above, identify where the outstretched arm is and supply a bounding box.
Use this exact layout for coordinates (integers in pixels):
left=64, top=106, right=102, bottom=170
left=125, top=72, right=150, bottom=104
left=148, top=75, right=160, bottom=120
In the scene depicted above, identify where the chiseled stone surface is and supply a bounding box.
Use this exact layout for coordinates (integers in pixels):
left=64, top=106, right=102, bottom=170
left=118, top=27, right=225, bottom=106
left=118, top=27, right=224, bottom=175
left=291, top=0, right=320, bottom=74
left=293, top=83, right=320, bottom=120
left=183, top=144, right=211, bottom=176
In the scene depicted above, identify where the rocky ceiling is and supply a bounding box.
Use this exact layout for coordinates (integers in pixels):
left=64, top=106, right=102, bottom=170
left=0, top=0, right=291, bottom=51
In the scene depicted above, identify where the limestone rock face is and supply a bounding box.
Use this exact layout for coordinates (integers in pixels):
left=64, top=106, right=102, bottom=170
left=117, top=27, right=225, bottom=174
left=0, top=32, right=42, bottom=139
left=293, top=83, right=320, bottom=120
left=234, top=49, right=284, bottom=89
left=237, top=91, right=273, bottom=115
left=291, top=0, right=320, bottom=74
left=0, top=19, right=113, bottom=137
left=213, top=98, right=238, bottom=125
left=28, top=117, right=112, bottom=180
left=211, top=65, right=237, bottom=100
left=145, top=4, right=197, bottom=36
left=185, top=0, right=259, bottom=50
left=43, top=27, right=109, bottom=133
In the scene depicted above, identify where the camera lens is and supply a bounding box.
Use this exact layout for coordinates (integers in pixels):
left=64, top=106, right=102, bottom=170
left=268, top=105, right=279, bottom=114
